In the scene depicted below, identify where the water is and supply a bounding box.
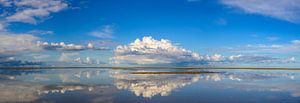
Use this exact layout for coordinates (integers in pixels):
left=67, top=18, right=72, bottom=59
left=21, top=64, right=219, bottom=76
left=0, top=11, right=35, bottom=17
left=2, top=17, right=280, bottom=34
left=0, top=68, right=299, bottom=103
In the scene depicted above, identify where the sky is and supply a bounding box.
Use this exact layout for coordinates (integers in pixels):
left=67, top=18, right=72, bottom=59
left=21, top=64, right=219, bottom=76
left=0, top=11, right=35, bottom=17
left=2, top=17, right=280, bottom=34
left=0, top=0, right=300, bottom=67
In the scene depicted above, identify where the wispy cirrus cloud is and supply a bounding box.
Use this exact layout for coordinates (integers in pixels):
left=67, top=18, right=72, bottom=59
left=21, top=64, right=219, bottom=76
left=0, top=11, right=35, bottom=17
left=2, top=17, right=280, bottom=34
left=1, top=0, right=68, bottom=24
left=267, top=36, right=280, bottom=41
left=89, top=25, right=114, bottom=38
left=225, top=40, right=300, bottom=53
left=221, top=0, right=300, bottom=23
left=27, top=30, right=54, bottom=35
left=205, top=54, right=295, bottom=63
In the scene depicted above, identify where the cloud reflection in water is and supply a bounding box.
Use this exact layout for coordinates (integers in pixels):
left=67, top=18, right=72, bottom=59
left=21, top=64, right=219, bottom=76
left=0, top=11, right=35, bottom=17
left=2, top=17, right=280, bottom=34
left=0, top=69, right=299, bottom=103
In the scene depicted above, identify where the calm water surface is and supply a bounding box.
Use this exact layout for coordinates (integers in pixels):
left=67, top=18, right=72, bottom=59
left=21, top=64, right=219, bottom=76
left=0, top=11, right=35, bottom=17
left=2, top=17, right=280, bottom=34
left=0, top=68, right=299, bottom=103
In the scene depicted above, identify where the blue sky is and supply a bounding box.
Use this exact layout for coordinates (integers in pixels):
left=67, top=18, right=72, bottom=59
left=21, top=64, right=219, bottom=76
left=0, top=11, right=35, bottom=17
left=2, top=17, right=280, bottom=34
left=0, top=0, right=300, bottom=67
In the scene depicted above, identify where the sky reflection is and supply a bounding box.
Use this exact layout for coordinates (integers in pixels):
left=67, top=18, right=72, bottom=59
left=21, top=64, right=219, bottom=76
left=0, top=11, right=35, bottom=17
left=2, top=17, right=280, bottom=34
left=0, top=68, right=299, bottom=103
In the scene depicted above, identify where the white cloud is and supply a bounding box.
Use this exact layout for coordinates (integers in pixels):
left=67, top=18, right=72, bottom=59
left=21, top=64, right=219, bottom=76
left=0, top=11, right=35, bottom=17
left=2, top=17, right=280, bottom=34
left=226, top=55, right=295, bottom=63
left=37, top=41, right=85, bottom=51
left=74, top=57, right=103, bottom=64
left=90, top=25, right=114, bottom=38
left=110, top=36, right=201, bottom=65
left=221, top=0, right=300, bottom=23
left=201, top=54, right=295, bottom=63
left=28, top=30, right=54, bottom=35
left=4, top=0, right=68, bottom=24
left=0, top=0, right=68, bottom=31
left=226, top=40, right=300, bottom=53
left=291, top=40, right=300, bottom=45
left=87, top=43, right=93, bottom=49
left=0, top=33, right=41, bottom=55
left=111, top=36, right=296, bottom=65
left=59, top=52, right=79, bottom=62
left=37, top=41, right=110, bottom=51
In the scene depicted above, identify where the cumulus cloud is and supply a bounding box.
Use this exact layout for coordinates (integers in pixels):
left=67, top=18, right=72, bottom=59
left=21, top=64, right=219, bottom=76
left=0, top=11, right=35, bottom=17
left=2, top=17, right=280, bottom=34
left=90, top=25, right=114, bottom=38
left=111, top=36, right=296, bottom=65
left=110, top=36, right=201, bottom=65
left=221, top=0, right=300, bottom=23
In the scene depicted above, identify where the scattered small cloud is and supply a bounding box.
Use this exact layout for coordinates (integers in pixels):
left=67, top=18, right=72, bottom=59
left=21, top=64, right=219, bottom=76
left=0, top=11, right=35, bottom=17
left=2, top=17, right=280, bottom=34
left=90, top=25, right=114, bottom=38
left=59, top=52, right=79, bottom=62
left=221, top=0, right=300, bottom=23
left=74, top=57, right=104, bottom=64
left=37, top=41, right=110, bottom=51
left=28, top=30, right=54, bottom=35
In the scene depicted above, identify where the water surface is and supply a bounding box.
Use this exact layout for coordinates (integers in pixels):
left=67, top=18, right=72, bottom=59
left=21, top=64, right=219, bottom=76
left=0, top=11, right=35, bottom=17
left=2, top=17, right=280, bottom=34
left=0, top=68, right=299, bottom=103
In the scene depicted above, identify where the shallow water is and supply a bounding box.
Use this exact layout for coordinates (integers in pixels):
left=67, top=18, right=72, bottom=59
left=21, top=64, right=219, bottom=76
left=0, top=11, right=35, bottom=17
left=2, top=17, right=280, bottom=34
left=0, top=68, right=299, bottom=103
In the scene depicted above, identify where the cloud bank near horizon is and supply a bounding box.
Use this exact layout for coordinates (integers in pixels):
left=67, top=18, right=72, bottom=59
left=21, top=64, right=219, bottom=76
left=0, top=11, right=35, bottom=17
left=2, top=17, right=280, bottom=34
left=111, top=36, right=296, bottom=66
